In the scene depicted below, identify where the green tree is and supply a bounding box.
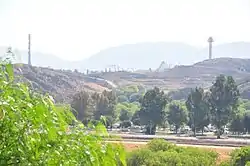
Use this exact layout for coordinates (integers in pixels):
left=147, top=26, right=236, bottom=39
left=119, top=109, right=132, bottom=121
left=167, top=88, right=192, bottom=100
left=167, top=101, right=188, bottom=134
left=122, top=85, right=139, bottom=94
left=186, top=87, right=210, bottom=136
left=208, top=75, right=240, bottom=138
left=92, top=92, right=108, bottom=120
left=131, top=111, right=141, bottom=126
left=70, top=91, right=94, bottom=124
left=160, top=110, right=169, bottom=130
left=93, top=90, right=117, bottom=129
left=229, top=111, right=245, bottom=134
left=117, top=95, right=129, bottom=102
left=116, top=102, right=140, bottom=122
left=244, top=110, right=250, bottom=133
left=129, top=93, right=141, bottom=102
left=138, top=87, right=169, bottom=135
left=103, top=90, right=117, bottom=128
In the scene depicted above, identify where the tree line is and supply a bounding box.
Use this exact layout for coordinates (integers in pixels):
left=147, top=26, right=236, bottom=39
left=70, top=90, right=117, bottom=128
left=71, top=74, right=250, bottom=138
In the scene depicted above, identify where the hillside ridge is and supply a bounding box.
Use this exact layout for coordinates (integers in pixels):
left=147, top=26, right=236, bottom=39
left=13, top=57, right=250, bottom=102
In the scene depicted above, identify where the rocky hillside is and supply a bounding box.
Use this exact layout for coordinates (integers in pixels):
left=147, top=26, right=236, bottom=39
left=11, top=57, right=250, bottom=102
left=13, top=64, right=114, bottom=103
left=91, top=58, right=250, bottom=99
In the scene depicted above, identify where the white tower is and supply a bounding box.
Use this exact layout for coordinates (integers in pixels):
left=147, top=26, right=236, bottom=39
left=207, top=37, right=214, bottom=60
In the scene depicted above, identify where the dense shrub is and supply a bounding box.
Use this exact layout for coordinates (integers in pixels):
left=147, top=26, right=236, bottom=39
left=147, top=138, right=177, bottom=151
left=219, top=160, right=231, bottom=166
left=230, top=146, right=250, bottom=166
left=127, top=139, right=218, bottom=166
left=0, top=64, right=126, bottom=165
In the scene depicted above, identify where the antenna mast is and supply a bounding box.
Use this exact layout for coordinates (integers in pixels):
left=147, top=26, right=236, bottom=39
left=28, top=34, right=32, bottom=66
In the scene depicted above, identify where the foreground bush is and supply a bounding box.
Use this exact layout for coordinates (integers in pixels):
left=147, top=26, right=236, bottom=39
left=127, top=139, right=218, bottom=166
left=0, top=64, right=126, bottom=165
left=229, top=146, right=250, bottom=166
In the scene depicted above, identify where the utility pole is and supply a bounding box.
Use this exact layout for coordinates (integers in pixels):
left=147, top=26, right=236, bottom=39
left=207, top=37, right=214, bottom=60
left=28, top=34, right=32, bottom=66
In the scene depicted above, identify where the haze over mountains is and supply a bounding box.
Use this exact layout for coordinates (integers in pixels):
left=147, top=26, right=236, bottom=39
left=1, top=42, right=250, bottom=71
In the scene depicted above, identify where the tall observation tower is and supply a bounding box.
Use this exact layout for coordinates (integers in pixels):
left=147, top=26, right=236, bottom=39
left=28, top=34, right=32, bottom=66
left=207, top=37, right=214, bottom=60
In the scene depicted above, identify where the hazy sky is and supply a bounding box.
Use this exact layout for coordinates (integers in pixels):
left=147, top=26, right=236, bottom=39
left=0, top=0, right=250, bottom=61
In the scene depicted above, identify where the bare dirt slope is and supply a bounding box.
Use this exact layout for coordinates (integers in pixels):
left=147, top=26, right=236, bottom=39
left=91, top=58, right=250, bottom=98
left=14, top=64, right=112, bottom=103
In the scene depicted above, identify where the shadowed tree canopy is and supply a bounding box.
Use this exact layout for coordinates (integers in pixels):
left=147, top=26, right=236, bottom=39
left=167, top=101, right=188, bottom=134
left=138, top=87, right=169, bottom=134
left=208, top=75, right=240, bottom=138
left=92, top=90, right=117, bottom=128
left=186, top=87, right=210, bottom=136
left=70, top=91, right=94, bottom=124
left=71, top=90, right=117, bottom=127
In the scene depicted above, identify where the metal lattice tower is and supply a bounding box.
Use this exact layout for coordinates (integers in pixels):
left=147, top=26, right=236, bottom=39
left=207, top=37, right=214, bottom=60
left=28, top=34, right=32, bottom=66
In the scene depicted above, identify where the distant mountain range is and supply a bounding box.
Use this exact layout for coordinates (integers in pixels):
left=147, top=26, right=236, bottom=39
left=1, top=42, right=250, bottom=71
left=0, top=46, right=73, bottom=70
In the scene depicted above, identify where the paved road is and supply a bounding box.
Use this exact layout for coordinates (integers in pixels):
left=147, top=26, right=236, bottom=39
left=110, top=133, right=250, bottom=144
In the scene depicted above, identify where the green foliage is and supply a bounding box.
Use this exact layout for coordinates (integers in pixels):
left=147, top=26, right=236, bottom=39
left=117, top=85, right=144, bottom=104
left=208, top=75, right=240, bottom=138
left=240, top=99, right=250, bottom=110
left=186, top=87, right=210, bottom=136
left=167, top=88, right=192, bottom=100
left=138, top=87, right=169, bottom=134
left=120, top=120, right=132, bottom=128
left=97, top=90, right=118, bottom=127
left=122, top=85, right=139, bottom=94
left=167, top=101, right=188, bottom=133
left=131, top=111, right=141, bottom=126
left=116, top=102, right=140, bottom=115
left=147, top=139, right=177, bottom=152
left=119, top=109, right=132, bottom=121
left=127, top=139, right=218, bottom=166
left=0, top=64, right=126, bottom=165
left=229, top=107, right=245, bottom=134
left=129, top=93, right=141, bottom=102
left=117, top=95, right=129, bottom=103
left=230, top=146, right=250, bottom=166
left=116, top=102, right=140, bottom=123
left=72, top=90, right=118, bottom=127
left=219, top=160, right=231, bottom=166
left=244, top=110, right=250, bottom=133
left=70, top=91, right=94, bottom=124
